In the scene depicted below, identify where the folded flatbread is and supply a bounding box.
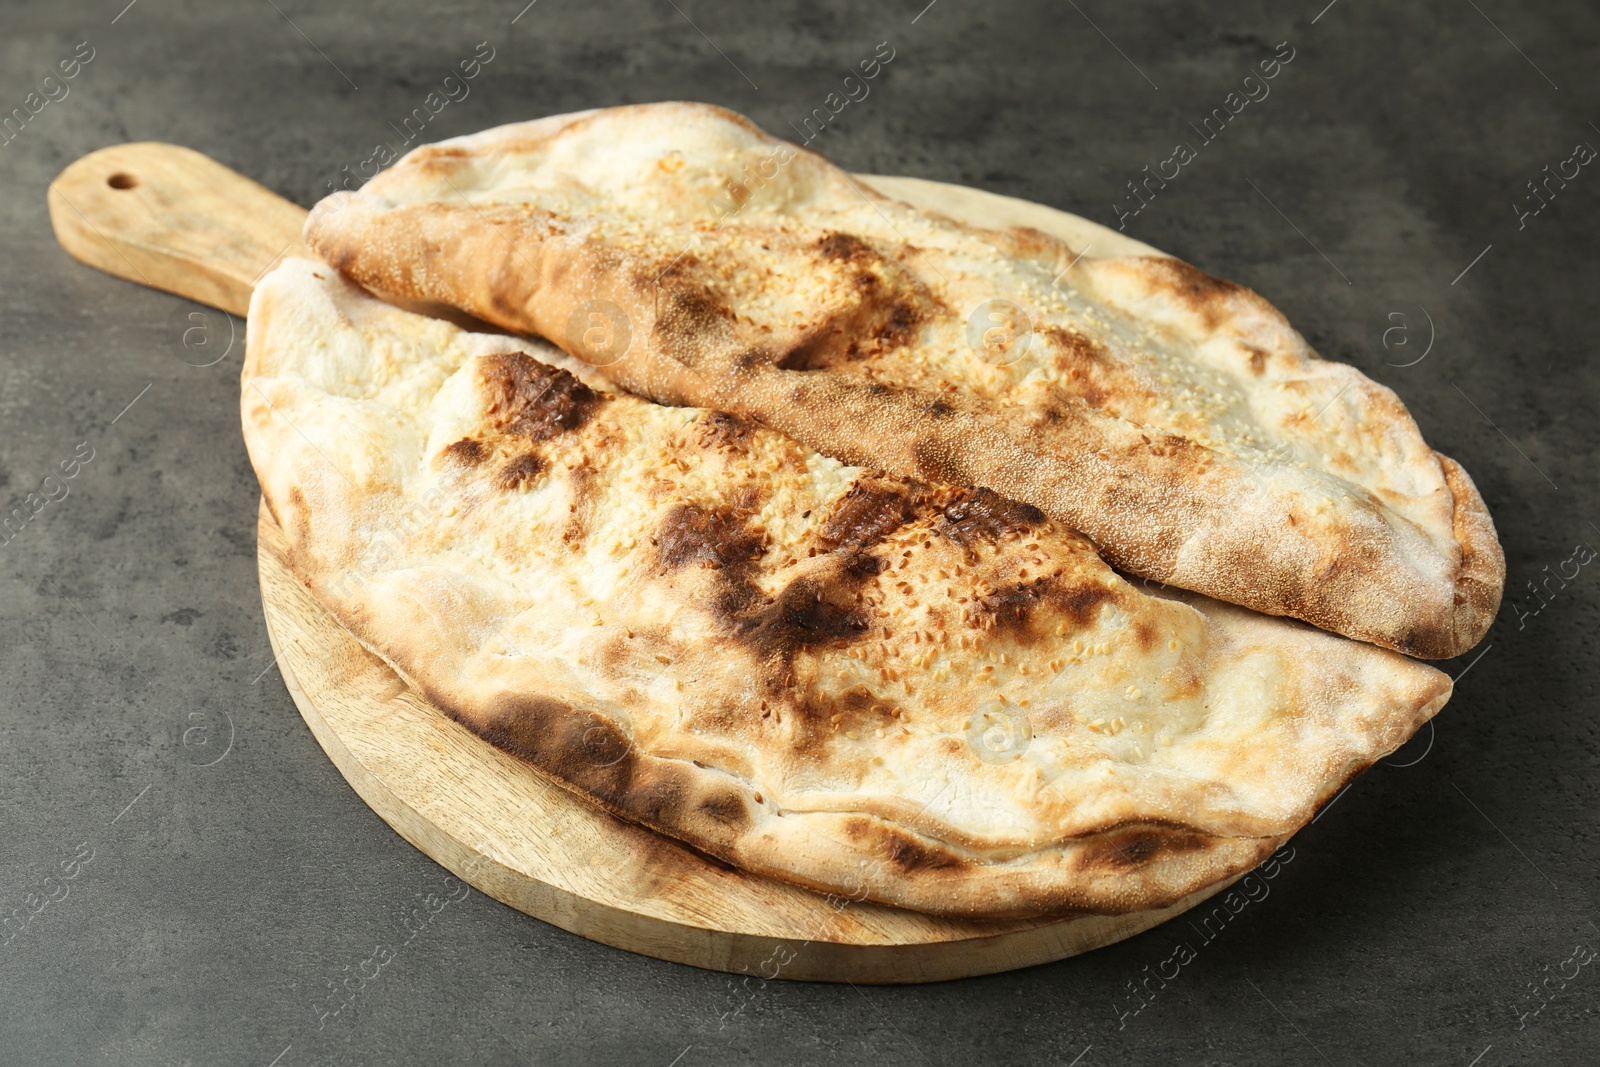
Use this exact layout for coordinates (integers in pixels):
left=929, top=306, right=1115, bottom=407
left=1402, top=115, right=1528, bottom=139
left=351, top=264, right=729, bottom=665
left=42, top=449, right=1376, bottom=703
left=304, top=102, right=1503, bottom=659
left=242, top=258, right=1450, bottom=918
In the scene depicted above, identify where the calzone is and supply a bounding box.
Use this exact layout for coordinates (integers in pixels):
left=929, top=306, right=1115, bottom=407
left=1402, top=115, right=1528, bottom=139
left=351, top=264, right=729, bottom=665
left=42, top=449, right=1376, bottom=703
left=303, top=103, right=1504, bottom=659
left=243, top=258, right=1450, bottom=919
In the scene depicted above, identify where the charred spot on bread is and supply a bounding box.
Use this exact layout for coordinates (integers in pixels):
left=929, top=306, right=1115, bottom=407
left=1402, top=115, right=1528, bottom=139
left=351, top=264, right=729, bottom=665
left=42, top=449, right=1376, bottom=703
left=842, top=549, right=888, bottom=581
left=1039, top=324, right=1108, bottom=363
left=472, top=694, right=716, bottom=835
left=438, top=438, right=487, bottom=467
left=655, top=504, right=765, bottom=571
left=1137, top=258, right=1246, bottom=328
left=1082, top=824, right=1211, bottom=873
left=978, top=576, right=1116, bottom=639
left=697, top=788, right=751, bottom=828
left=474, top=695, right=635, bottom=800
left=561, top=462, right=602, bottom=545
left=817, top=477, right=929, bottom=553
left=775, top=246, right=930, bottom=371
left=811, top=233, right=895, bottom=314
left=478, top=352, right=603, bottom=440
left=878, top=828, right=967, bottom=872
left=1039, top=327, right=1125, bottom=410
left=815, top=231, right=876, bottom=264
left=786, top=684, right=902, bottom=755
left=491, top=452, right=547, bottom=491
left=873, top=300, right=921, bottom=348
left=1133, top=620, right=1157, bottom=651
left=940, top=488, right=1046, bottom=546
left=733, top=573, right=870, bottom=660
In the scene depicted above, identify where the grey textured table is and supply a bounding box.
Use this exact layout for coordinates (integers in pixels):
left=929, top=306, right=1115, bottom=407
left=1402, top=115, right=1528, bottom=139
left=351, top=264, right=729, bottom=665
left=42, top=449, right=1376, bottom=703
left=2, top=2, right=1595, bottom=1064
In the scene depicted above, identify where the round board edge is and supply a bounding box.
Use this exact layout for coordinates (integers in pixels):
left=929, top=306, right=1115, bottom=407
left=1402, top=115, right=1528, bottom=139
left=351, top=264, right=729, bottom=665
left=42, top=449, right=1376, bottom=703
left=254, top=175, right=1254, bottom=985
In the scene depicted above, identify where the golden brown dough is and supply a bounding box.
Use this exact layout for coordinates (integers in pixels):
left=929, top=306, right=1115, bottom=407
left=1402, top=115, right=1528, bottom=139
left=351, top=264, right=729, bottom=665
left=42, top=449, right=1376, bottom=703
left=242, top=259, right=1450, bottom=918
left=304, top=103, right=1503, bottom=659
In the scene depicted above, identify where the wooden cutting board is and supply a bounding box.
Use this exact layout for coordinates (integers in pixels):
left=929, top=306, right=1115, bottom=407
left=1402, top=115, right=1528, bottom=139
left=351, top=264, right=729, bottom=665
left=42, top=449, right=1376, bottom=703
left=48, top=142, right=1238, bottom=983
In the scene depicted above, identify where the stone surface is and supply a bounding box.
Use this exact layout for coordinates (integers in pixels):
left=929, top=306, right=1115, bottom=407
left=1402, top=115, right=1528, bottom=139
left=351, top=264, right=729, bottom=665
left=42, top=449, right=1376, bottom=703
left=1, top=1, right=1595, bottom=1064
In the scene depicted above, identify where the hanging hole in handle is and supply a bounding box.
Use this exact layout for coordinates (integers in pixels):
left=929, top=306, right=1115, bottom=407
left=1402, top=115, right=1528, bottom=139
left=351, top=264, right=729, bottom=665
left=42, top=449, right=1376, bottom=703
left=107, top=173, right=137, bottom=190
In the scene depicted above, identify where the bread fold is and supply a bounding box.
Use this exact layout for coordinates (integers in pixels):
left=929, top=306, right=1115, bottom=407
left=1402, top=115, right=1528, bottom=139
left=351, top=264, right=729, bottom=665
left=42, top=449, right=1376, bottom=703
left=243, top=258, right=1451, bottom=918
left=305, top=103, right=1503, bottom=658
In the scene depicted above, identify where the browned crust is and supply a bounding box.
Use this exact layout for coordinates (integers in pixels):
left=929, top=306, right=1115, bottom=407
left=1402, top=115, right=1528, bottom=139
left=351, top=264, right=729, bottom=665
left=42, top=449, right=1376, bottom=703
left=303, top=105, right=1504, bottom=658
left=268, top=486, right=1302, bottom=920
left=311, top=558, right=1436, bottom=919
left=1436, top=452, right=1505, bottom=654
left=354, top=638, right=1291, bottom=920
left=305, top=199, right=1482, bottom=658
left=259, top=440, right=1448, bottom=920
left=243, top=258, right=1458, bottom=921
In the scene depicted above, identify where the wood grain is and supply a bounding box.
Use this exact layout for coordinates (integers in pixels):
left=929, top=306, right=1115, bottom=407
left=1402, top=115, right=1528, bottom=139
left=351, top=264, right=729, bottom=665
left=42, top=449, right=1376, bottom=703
left=49, top=142, right=310, bottom=317
left=53, top=141, right=1240, bottom=981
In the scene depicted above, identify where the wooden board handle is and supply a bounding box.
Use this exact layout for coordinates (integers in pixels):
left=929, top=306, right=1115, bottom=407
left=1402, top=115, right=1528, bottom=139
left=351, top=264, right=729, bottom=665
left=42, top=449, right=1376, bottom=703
left=48, top=143, right=312, bottom=317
